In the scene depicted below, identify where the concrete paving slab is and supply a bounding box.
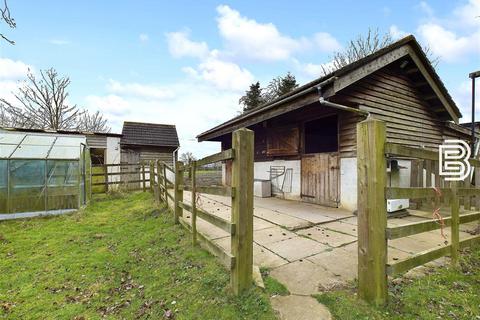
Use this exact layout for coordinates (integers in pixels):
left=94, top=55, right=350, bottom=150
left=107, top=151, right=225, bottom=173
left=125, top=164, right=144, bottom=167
left=264, top=236, right=330, bottom=262
left=213, top=237, right=289, bottom=269
left=389, top=236, right=446, bottom=254
left=270, top=260, right=342, bottom=295
left=254, top=207, right=312, bottom=230
left=319, top=220, right=358, bottom=236
left=337, top=216, right=357, bottom=225
left=254, top=226, right=297, bottom=245
left=270, top=295, right=332, bottom=320
left=297, top=226, right=357, bottom=248
left=254, top=244, right=290, bottom=268
left=254, top=217, right=277, bottom=231
left=307, top=248, right=357, bottom=281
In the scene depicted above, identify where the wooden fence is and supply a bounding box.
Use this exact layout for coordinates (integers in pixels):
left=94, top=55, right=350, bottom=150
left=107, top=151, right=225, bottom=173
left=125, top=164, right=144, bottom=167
left=153, top=128, right=254, bottom=295
left=357, top=118, right=480, bottom=305
left=91, top=163, right=151, bottom=193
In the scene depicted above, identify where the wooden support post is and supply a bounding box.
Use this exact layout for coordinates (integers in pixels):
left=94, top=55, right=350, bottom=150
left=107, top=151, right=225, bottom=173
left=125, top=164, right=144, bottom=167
left=156, top=160, right=161, bottom=203
left=191, top=161, right=197, bottom=246
left=174, top=161, right=184, bottom=224
left=163, top=163, right=168, bottom=202
left=230, top=128, right=254, bottom=295
left=149, top=161, right=154, bottom=192
left=450, top=181, right=460, bottom=266
left=104, top=165, right=109, bottom=193
left=357, top=119, right=388, bottom=306
left=142, top=163, right=146, bottom=192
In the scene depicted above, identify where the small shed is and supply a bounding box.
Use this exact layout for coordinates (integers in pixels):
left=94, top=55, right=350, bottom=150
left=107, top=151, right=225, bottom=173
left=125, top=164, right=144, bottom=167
left=120, top=122, right=180, bottom=167
left=197, top=35, right=471, bottom=212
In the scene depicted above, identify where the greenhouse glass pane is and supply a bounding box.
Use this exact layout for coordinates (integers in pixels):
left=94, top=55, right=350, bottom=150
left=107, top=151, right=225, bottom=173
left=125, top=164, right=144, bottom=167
left=11, top=145, right=49, bottom=159
left=46, top=160, right=79, bottom=210
left=48, top=146, right=80, bottom=159
left=0, top=133, right=25, bottom=145
left=0, top=145, right=16, bottom=158
left=55, top=136, right=86, bottom=146
left=0, top=160, right=7, bottom=213
left=22, top=135, right=56, bottom=146
left=9, top=160, right=46, bottom=213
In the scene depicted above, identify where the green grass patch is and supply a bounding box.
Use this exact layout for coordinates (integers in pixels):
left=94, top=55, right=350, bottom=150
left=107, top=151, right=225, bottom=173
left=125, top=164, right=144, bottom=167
left=260, top=268, right=289, bottom=297
left=0, top=192, right=276, bottom=319
left=315, top=245, right=480, bottom=320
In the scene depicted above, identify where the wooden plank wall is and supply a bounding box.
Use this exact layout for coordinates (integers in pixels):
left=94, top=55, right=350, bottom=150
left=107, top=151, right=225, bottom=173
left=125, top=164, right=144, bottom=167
left=336, top=66, right=446, bottom=156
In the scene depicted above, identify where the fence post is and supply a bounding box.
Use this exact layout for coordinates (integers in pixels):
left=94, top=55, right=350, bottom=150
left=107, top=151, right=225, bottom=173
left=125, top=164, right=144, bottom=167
left=450, top=181, right=460, bottom=266
left=357, top=118, right=388, bottom=306
left=174, top=161, right=184, bottom=224
left=163, top=163, right=168, bottom=203
left=156, top=160, right=161, bottom=203
left=191, top=161, right=197, bottom=246
left=142, top=163, right=146, bottom=192
left=230, top=128, right=254, bottom=295
left=103, top=165, right=109, bottom=193
left=149, top=161, right=154, bottom=192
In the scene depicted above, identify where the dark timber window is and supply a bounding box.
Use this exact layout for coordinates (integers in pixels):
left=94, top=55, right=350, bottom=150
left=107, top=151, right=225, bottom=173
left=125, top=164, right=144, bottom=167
left=304, top=115, right=338, bottom=154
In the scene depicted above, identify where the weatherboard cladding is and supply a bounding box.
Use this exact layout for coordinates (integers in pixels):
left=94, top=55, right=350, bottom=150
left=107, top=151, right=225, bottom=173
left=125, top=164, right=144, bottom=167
left=121, top=122, right=179, bottom=147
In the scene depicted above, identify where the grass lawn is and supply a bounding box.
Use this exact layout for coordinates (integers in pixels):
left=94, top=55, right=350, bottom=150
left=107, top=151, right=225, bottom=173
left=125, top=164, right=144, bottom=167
left=315, top=245, right=480, bottom=320
left=0, top=192, right=276, bottom=319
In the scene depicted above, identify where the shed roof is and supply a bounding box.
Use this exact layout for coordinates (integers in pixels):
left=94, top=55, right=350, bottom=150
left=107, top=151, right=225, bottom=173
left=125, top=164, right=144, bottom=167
left=121, top=122, right=179, bottom=148
left=197, top=35, right=461, bottom=142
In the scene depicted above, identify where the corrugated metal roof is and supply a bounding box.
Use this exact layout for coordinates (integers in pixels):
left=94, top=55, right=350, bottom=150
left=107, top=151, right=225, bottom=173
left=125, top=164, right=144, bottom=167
left=121, top=122, right=179, bottom=147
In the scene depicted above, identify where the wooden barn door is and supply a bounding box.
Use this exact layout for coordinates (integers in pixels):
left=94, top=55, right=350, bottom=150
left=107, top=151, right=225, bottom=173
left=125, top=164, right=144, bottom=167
left=301, top=153, right=339, bottom=207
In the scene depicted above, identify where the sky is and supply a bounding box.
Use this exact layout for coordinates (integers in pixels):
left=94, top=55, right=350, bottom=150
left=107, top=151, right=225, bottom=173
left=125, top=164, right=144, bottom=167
left=0, top=0, right=479, bottom=157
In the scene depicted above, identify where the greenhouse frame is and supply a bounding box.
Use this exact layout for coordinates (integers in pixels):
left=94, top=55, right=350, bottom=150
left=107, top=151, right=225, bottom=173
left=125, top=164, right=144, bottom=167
left=0, top=131, right=91, bottom=219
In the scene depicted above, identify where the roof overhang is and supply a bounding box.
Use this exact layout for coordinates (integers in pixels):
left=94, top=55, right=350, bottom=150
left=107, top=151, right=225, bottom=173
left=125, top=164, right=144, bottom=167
left=197, top=35, right=461, bottom=142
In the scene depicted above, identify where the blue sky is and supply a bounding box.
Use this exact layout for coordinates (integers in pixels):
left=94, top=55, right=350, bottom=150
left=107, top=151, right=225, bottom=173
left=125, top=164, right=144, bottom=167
left=0, top=0, right=479, bottom=156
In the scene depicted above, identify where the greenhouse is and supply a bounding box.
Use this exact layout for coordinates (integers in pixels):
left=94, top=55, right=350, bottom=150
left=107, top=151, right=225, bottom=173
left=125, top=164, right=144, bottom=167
left=0, top=131, right=91, bottom=219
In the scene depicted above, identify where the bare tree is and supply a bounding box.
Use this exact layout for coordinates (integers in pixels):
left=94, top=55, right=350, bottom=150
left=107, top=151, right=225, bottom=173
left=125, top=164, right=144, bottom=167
left=0, top=68, right=111, bottom=132
left=1, top=0, right=15, bottom=44
left=322, top=28, right=439, bottom=75
left=1, top=68, right=80, bottom=130
left=76, top=110, right=110, bottom=132
left=180, top=152, right=196, bottom=166
left=323, top=28, right=393, bottom=75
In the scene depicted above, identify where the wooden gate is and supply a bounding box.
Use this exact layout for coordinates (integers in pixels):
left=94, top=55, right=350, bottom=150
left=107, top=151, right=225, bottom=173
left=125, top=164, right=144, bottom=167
left=301, top=153, right=339, bottom=207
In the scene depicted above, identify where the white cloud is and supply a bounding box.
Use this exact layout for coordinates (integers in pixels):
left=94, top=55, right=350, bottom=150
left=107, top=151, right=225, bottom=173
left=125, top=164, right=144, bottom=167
left=0, top=58, right=32, bottom=105
left=416, top=0, right=480, bottom=63
left=194, top=56, right=254, bottom=91
left=106, top=79, right=175, bottom=99
left=139, top=33, right=149, bottom=42
left=0, top=58, right=31, bottom=80
left=215, top=5, right=339, bottom=61
left=453, top=0, right=480, bottom=28
left=166, top=30, right=209, bottom=59
left=389, top=25, right=408, bottom=39
left=292, top=58, right=335, bottom=79
left=312, top=32, right=342, bottom=52
left=417, top=23, right=479, bottom=62
left=85, top=81, right=242, bottom=157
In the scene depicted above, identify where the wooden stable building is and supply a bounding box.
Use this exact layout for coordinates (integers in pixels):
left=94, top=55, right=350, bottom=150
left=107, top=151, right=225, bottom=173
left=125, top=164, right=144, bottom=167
left=197, top=35, right=472, bottom=212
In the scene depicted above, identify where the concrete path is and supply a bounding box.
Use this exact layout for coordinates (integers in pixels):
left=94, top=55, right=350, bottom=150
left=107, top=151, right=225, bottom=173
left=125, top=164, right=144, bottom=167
left=270, top=295, right=332, bottom=320
left=172, top=192, right=480, bottom=319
